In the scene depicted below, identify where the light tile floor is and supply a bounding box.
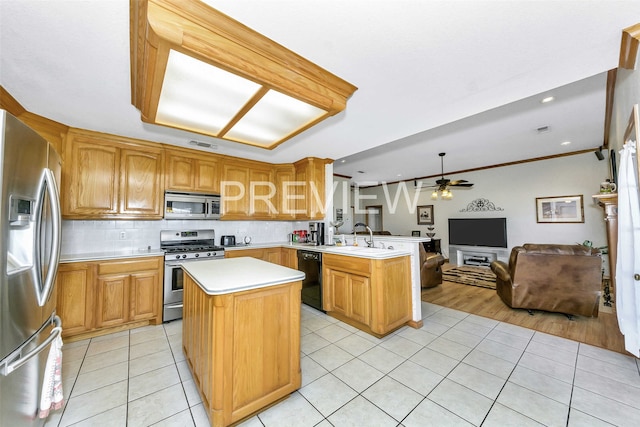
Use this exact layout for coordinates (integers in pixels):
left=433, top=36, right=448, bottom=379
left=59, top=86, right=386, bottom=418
left=46, top=302, right=640, bottom=426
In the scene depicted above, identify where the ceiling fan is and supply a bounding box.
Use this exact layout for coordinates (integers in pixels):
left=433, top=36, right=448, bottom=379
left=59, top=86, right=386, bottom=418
left=422, top=152, right=474, bottom=198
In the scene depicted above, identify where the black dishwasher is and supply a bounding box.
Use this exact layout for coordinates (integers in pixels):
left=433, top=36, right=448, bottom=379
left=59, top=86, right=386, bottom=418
left=297, top=250, right=324, bottom=312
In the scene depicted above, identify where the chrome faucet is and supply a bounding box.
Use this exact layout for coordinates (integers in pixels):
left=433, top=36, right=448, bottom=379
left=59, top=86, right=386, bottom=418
left=354, top=222, right=374, bottom=248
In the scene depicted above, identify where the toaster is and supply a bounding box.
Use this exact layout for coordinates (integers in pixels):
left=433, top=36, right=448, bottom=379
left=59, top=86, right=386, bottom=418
left=221, top=235, right=236, bottom=246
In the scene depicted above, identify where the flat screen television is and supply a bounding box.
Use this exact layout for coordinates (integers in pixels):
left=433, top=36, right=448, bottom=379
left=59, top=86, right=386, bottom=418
left=448, top=218, right=507, bottom=248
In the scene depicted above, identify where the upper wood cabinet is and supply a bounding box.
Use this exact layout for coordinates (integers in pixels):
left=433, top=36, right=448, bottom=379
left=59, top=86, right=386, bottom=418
left=63, top=129, right=163, bottom=219
left=221, top=158, right=274, bottom=220
left=294, top=157, right=327, bottom=220
left=274, top=164, right=296, bottom=220
left=165, top=149, right=221, bottom=194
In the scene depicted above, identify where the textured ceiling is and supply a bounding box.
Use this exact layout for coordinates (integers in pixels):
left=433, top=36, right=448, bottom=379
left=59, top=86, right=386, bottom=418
left=1, top=0, right=638, bottom=184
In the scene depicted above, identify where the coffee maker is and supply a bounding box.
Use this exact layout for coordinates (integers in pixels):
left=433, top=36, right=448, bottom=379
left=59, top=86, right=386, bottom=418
left=308, top=222, right=325, bottom=245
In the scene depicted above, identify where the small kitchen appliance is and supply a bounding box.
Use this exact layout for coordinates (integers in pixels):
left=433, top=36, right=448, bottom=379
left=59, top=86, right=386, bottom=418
left=308, top=222, right=325, bottom=246
left=220, top=235, right=236, bottom=246
left=164, top=191, right=220, bottom=220
left=160, top=229, right=225, bottom=321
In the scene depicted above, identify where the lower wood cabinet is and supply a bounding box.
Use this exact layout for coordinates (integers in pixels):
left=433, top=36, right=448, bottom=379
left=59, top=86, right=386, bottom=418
left=56, top=256, right=163, bottom=340
left=224, top=246, right=288, bottom=266
left=182, top=273, right=301, bottom=426
left=280, top=247, right=298, bottom=269
left=323, top=253, right=411, bottom=337
left=56, top=262, right=95, bottom=337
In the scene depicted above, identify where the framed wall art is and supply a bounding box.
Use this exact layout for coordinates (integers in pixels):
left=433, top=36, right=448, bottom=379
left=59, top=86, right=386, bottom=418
left=417, top=205, right=434, bottom=225
left=535, top=195, right=584, bottom=223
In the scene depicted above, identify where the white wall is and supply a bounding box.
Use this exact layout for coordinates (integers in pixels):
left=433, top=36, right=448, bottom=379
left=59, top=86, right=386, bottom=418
left=60, top=219, right=309, bottom=255
left=331, top=175, right=354, bottom=234
left=609, top=58, right=640, bottom=152
left=352, top=153, right=609, bottom=259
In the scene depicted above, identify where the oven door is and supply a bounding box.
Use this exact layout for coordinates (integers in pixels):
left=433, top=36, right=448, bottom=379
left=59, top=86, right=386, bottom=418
left=163, top=260, right=188, bottom=322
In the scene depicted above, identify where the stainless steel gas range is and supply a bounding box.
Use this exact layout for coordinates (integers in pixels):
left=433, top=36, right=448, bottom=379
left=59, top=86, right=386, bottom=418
left=160, top=229, right=225, bottom=322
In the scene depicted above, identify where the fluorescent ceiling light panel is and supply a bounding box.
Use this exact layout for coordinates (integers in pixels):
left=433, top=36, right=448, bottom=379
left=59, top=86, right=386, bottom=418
left=131, top=0, right=357, bottom=149
left=156, top=50, right=261, bottom=134
left=224, top=90, right=326, bottom=147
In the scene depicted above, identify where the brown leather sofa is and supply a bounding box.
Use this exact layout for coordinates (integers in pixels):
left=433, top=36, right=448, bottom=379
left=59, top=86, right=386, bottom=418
left=420, top=243, right=445, bottom=288
left=490, top=244, right=602, bottom=317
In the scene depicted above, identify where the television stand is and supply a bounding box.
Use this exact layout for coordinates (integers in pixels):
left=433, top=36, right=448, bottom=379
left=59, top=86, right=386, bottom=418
left=450, top=245, right=509, bottom=267
left=463, top=255, right=492, bottom=267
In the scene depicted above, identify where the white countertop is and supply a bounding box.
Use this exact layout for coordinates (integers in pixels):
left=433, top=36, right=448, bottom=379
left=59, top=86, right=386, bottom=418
left=182, top=257, right=305, bottom=295
left=60, top=248, right=164, bottom=263
left=60, top=235, right=422, bottom=263
left=225, top=241, right=412, bottom=259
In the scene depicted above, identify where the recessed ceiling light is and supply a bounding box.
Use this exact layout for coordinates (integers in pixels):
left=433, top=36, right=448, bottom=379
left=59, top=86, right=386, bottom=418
left=561, top=141, right=572, bottom=146
left=340, top=159, right=346, bottom=163
left=397, top=174, right=402, bottom=177
left=541, top=96, right=555, bottom=103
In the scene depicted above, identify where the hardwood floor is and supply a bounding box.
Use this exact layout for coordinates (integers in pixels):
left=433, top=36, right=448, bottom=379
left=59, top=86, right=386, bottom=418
left=421, top=265, right=629, bottom=355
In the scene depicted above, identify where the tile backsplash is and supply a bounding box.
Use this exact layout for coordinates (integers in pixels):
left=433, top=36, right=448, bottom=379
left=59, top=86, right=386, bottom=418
left=61, top=219, right=310, bottom=255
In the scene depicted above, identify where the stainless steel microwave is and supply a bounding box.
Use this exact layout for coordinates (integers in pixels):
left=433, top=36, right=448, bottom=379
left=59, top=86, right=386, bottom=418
left=164, top=192, right=220, bottom=220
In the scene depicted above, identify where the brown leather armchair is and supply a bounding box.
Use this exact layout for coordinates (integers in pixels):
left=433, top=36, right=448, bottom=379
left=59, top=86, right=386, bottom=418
left=420, top=243, right=445, bottom=288
left=490, top=244, right=602, bottom=317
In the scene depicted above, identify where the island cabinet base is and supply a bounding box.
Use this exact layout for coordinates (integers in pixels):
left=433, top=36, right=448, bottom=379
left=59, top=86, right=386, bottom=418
left=323, top=254, right=412, bottom=337
left=182, top=274, right=302, bottom=427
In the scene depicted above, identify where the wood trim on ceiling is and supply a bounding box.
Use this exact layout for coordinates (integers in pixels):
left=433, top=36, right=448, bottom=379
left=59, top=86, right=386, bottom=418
left=619, top=23, right=640, bottom=69
left=356, top=149, right=597, bottom=189
left=0, top=85, right=27, bottom=116
left=603, top=68, right=617, bottom=149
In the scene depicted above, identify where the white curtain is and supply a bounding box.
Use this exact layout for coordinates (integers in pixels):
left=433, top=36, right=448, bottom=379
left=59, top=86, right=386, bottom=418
left=615, top=140, right=640, bottom=358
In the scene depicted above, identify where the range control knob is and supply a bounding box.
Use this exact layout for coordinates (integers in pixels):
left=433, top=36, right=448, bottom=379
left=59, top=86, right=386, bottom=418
left=195, top=253, right=199, bottom=258
left=175, top=255, right=180, bottom=260
left=182, top=254, right=187, bottom=259
left=207, top=252, right=211, bottom=257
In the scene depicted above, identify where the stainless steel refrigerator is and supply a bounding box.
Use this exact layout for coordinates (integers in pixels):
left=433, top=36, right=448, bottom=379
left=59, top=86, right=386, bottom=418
left=0, top=110, right=63, bottom=426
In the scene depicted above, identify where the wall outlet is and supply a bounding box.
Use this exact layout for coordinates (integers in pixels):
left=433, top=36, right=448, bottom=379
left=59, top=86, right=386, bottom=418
left=119, top=231, right=126, bottom=240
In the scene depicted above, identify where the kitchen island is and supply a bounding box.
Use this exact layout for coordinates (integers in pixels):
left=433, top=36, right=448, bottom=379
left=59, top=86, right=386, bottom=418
left=181, top=257, right=304, bottom=427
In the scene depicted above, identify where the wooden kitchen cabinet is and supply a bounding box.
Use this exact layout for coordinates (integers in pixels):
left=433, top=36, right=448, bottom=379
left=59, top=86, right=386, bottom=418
left=63, top=129, right=163, bottom=219
left=165, top=149, right=222, bottom=193
left=273, top=164, right=296, bottom=220
left=56, top=256, right=163, bottom=340
left=119, top=148, right=164, bottom=217
left=96, top=257, right=162, bottom=327
left=56, top=262, right=95, bottom=338
left=224, top=247, right=282, bottom=265
left=221, top=159, right=274, bottom=220
left=280, top=247, right=298, bottom=269
left=182, top=270, right=301, bottom=426
left=323, top=253, right=411, bottom=337
left=294, top=157, right=327, bottom=220
left=96, top=273, right=129, bottom=328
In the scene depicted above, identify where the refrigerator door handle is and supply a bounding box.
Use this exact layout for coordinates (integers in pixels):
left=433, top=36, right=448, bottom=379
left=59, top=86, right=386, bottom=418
left=0, top=315, right=62, bottom=376
left=34, top=168, right=62, bottom=307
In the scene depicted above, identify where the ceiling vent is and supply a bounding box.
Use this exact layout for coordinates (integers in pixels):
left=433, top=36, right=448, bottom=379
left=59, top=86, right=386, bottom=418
left=189, top=140, right=217, bottom=150
left=536, top=126, right=550, bottom=133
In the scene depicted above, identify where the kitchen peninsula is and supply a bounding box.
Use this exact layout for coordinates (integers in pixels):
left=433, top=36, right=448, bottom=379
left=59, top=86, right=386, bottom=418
left=181, top=257, right=304, bottom=427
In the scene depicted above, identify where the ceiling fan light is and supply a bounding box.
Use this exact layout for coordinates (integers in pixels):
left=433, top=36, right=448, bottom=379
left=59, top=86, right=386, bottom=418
left=431, top=191, right=438, bottom=200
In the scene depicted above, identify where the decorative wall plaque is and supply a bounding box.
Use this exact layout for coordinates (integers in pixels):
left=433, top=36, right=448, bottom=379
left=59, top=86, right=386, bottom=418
left=459, top=198, right=504, bottom=212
